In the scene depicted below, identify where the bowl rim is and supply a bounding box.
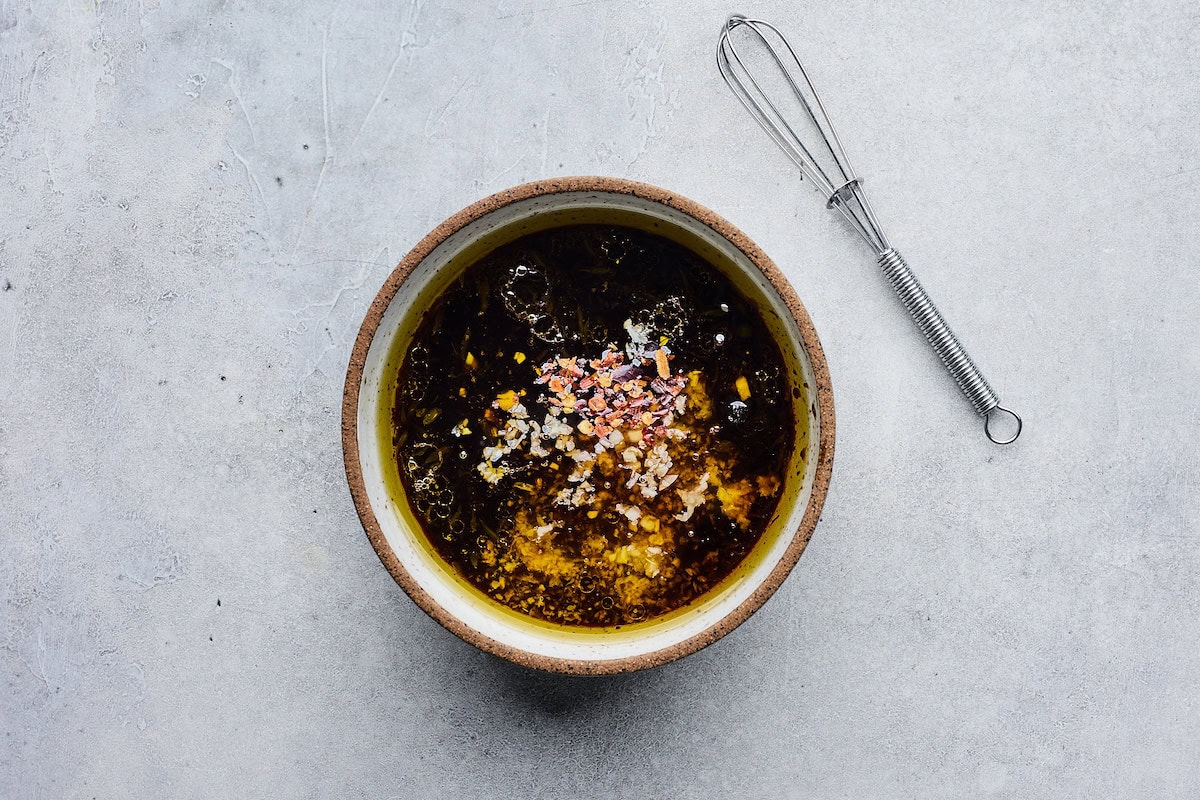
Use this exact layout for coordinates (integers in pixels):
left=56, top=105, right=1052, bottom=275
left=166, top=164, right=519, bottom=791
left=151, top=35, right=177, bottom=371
left=342, top=176, right=835, bottom=675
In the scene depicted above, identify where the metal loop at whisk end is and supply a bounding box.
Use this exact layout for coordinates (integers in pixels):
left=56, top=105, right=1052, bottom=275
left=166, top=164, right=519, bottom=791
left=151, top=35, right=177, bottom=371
left=985, top=406, right=1022, bottom=445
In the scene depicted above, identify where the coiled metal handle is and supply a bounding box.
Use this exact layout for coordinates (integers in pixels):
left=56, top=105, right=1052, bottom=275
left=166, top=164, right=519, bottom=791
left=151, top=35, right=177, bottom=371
left=877, top=249, right=1021, bottom=444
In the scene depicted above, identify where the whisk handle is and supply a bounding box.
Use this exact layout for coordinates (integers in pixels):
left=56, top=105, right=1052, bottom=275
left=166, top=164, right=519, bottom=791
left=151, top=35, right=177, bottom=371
left=876, top=249, right=1021, bottom=444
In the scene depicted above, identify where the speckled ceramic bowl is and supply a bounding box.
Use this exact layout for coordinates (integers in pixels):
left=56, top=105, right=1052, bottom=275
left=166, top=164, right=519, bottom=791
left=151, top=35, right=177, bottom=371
left=343, top=177, right=834, bottom=674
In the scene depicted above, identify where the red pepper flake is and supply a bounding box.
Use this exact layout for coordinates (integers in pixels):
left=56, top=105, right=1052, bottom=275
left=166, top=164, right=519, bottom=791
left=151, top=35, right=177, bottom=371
left=654, top=348, right=670, bottom=379
left=613, top=365, right=637, bottom=381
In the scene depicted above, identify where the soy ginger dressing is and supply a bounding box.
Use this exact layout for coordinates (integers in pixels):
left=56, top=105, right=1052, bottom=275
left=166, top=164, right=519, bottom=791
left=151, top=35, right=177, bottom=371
left=391, top=224, right=797, bottom=627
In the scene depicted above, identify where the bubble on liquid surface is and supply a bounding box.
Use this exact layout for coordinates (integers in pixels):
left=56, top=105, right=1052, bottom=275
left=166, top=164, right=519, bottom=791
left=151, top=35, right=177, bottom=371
left=402, top=376, right=428, bottom=404
left=408, top=345, right=430, bottom=368
left=502, top=261, right=551, bottom=320
left=528, top=312, right=564, bottom=344
left=634, top=295, right=688, bottom=341
left=599, top=231, right=632, bottom=264
left=727, top=400, right=749, bottom=425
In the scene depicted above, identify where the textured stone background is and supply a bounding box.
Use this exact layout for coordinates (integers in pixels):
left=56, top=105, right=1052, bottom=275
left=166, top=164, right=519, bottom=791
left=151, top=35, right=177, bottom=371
left=2, top=1, right=1198, bottom=797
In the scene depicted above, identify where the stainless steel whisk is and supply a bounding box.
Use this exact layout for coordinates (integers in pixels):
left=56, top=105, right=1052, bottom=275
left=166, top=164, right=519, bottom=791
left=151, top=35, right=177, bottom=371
left=717, top=15, right=1022, bottom=444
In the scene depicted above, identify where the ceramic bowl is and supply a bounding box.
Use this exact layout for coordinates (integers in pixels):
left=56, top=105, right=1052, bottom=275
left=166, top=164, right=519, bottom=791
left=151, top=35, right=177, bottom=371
left=342, top=177, right=834, bottom=674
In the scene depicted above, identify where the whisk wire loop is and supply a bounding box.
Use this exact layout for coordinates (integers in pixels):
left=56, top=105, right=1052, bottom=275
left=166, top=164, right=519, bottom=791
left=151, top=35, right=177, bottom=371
left=717, top=15, right=891, bottom=254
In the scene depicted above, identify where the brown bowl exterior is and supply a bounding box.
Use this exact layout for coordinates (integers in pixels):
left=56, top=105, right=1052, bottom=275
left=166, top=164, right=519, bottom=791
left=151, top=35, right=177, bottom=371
left=342, top=177, right=835, bottom=674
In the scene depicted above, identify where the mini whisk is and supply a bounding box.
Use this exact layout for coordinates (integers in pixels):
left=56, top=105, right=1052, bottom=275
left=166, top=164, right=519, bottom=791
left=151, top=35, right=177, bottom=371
left=717, top=15, right=1021, bottom=444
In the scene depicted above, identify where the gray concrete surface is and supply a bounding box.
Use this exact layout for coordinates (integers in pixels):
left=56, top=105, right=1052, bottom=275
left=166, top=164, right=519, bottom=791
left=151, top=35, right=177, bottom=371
left=2, top=1, right=1198, bottom=797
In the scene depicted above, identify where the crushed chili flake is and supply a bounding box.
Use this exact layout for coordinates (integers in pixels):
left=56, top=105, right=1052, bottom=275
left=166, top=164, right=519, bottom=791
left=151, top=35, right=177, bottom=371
left=470, top=325, right=775, bottom=607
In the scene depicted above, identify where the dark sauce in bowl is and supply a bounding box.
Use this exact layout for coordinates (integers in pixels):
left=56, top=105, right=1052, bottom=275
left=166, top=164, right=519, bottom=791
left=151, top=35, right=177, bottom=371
left=392, top=224, right=797, bottom=627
